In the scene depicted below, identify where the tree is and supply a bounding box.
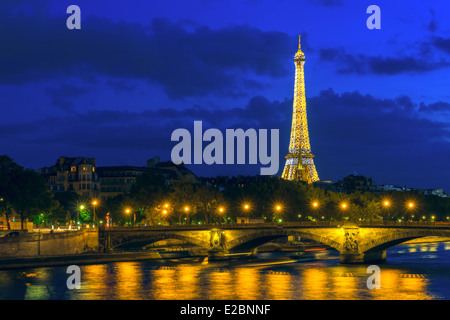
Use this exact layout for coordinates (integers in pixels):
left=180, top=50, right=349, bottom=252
left=13, top=169, right=59, bottom=229
left=0, top=156, right=59, bottom=229
left=0, top=155, right=24, bottom=229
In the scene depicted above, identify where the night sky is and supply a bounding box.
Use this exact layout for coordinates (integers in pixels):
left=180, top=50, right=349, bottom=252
left=1, top=0, right=449, bottom=192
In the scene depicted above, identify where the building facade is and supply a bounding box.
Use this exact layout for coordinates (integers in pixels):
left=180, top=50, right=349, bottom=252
left=39, top=156, right=99, bottom=197
left=40, top=156, right=198, bottom=199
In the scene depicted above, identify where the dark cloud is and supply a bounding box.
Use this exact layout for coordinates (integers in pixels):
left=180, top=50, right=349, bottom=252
left=0, top=7, right=292, bottom=98
left=307, top=89, right=450, bottom=190
left=427, top=9, right=438, bottom=32
left=419, top=101, right=450, bottom=113
left=319, top=47, right=449, bottom=75
left=44, top=84, right=89, bottom=110
left=0, top=95, right=291, bottom=172
left=433, top=36, right=450, bottom=54
left=309, top=0, right=343, bottom=6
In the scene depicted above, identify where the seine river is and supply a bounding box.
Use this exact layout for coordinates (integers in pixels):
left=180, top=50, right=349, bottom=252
left=1, top=241, right=450, bottom=300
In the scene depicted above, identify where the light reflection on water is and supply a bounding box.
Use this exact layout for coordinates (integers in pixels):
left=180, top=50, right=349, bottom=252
left=2, top=241, right=450, bottom=300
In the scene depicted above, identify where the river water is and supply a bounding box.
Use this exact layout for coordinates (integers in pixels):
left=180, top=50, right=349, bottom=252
left=1, top=241, right=450, bottom=300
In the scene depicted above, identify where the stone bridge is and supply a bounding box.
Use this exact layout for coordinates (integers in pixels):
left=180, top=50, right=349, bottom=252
left=98, top=221, right=450, bottom=264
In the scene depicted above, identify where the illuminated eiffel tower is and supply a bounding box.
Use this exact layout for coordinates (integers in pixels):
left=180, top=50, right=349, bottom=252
left=281, top=35, right=319, bottom=183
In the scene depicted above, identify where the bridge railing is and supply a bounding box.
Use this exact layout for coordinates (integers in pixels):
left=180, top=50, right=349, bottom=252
left=99, top=221, right=343, bottom=232
left=98, top=220, right=450, bottom=232
left=359, top=221, right=450, bottom=228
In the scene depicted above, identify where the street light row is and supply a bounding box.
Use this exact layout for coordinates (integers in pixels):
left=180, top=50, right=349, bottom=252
left=77, top=198, right=421, bottom=226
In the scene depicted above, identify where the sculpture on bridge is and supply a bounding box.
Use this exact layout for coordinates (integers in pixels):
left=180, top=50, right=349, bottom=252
left=343, top=229, right=359, bottom=252
left=209, top=229, right=225, bottom=250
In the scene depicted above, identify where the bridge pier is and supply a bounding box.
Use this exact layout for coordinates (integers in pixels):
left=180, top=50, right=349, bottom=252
left=340, top=250, right=386, bottom=264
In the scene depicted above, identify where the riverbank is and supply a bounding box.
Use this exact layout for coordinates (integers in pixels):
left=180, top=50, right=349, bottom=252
left=0, top=249, right=207, bottom=270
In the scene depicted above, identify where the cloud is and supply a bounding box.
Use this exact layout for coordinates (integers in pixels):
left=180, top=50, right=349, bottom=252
left=44, top=84, right=89, bottom=110
left=419, top=101, right=450, bottom=113
left=0, top=5, right=292, bottom=99
left=309, top=0, right=343, bottom=6
left=427, top=9, right=438, bottom=32
left=307, top=89, right=450, bottom=190
left=319, top=47, right=450, bottom=75
left=433, top=36, right=450, bottom=54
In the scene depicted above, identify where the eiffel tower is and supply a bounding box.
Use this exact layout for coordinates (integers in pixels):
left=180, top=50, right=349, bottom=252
left=281, top=35, right=319, bottom=183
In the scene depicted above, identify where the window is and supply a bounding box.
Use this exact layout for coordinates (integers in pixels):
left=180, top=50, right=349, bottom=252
left=82, top=184, right=86, bottom=190
left=71, top=167, right=76, bottom=172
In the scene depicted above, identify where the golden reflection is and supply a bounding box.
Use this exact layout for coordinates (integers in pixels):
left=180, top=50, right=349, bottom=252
left=209, top=269, right=235, bottom=300
left=331, top=273, right=357, bottom=300
left=114, top=263, right=143, bottom=299
left=152, top=266, right=178, bottom=299
left=302, top=268, right=328, bottom=299
left=399, top=275, right=431, bottom=299
left=408, top=247, right=417, bottom=253
left=80, top=264, right=109, bottom=299
left=175, top=265, right=200, bottom=300
left=265, top=271, right=292, bottom=300
left=235, top=268, right=260, bottom=299
left=369, top=269, right=400, bottom=300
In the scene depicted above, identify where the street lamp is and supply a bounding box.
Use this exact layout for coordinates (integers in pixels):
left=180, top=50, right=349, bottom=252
left=91, top=199, right=98, bottom=226
left=242, top=203, right=251, bottom=213
left=125, top=208, right=135, bottom=226
left=78, top=205, right=85, bottom=228
left=184, top=206, right=190, bottom=224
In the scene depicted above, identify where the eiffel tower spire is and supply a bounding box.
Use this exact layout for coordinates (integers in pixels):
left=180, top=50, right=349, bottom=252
left=281, top=35, right=319, bottom=183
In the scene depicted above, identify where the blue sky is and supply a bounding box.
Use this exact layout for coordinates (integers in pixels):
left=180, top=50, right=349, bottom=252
left=1, top=0, right=449, bottom=192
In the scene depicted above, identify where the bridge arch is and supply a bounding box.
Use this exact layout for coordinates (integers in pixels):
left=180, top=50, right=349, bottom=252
left=226, top=229, right=342, bottom=253
left=109, top=232, right=210, bottom=250
left=360, top=229, right=450, bottom=254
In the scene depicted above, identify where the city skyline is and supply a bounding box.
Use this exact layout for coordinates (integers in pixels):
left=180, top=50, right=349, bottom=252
left=1, top=0, right=449, bottom=193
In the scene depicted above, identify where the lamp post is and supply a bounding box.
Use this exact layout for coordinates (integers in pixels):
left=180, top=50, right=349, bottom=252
left=78, top=205, right=84, bottom=229
left=92, top=200, right=98, bottom=226
left=274, top=204, right=283, bottom=223
left=125, top=208, right=135, bottom=226
left=184, top=206, right=189, bottom=225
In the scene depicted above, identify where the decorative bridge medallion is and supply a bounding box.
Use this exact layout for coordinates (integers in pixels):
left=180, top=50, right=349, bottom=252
left=343, top=228, right=359, bottom=253
left=209, top=229, right=224, bottom=250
